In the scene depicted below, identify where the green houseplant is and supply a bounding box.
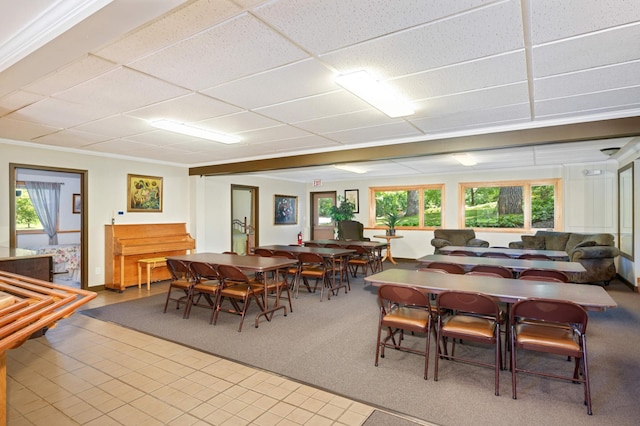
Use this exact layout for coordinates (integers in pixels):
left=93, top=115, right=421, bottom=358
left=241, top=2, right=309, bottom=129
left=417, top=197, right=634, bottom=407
left=329, top=196, right=356, bottom=238
left=383, top=210, right=403, bottom=236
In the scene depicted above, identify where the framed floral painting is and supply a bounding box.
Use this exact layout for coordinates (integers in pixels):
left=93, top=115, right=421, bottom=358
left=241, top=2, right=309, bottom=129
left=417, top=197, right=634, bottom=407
left=127, top=174, right=163, bottom=212
left=274, top=194, right=297, bottom=225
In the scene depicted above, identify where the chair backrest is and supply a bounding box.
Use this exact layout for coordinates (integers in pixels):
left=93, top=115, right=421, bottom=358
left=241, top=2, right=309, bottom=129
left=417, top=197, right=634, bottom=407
left=519, top=268, right=569, bottom=283
left=223, top=251, right=238, bottom=255
left=337, top=220, right=367, bottom=241
left=166, top=258, right=192, bottom=281
left=480, top=252, right=511, bottom=259
left=518, top=275, right=566, bottom=283
left=518, top=253, right=552, bottom=260
left=469, top=264, right=513, bottom=279
left=298, top=252, right=324, bottom=264
left=216, top=264, right=250, bottom=285
left=378, top=285, right=431, bottom=311
left=304, top=242, right=320, bottom=247
left=449, top=250, right=477, bottom=257
left=325, top=243, right=341, bottom=248
left=254, top=248, right=274, bottom=257
left=425, top=262, right=466, bottom=274
left=436, top=291, right=500, bottom=317
left=510, top=298, right=587, bottom=332
left=189, top=261, right=219, bottom=282
left=274, top=250, right=297, bottom=259
left=347, top=244, right=369, bottom=256
left=466, top=271, right=505, bottom=278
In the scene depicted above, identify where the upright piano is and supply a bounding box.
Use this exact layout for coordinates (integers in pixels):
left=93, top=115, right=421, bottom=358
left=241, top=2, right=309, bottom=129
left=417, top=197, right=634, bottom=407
left=105, top=223, right=195, bottom=291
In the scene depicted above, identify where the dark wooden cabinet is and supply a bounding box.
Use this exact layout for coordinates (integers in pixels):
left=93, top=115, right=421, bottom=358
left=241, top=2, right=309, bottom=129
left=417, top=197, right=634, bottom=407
left=0, top=248, right=52, bottom=282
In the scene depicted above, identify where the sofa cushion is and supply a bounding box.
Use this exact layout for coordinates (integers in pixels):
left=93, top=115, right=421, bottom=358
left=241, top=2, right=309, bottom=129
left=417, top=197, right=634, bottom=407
left=433, top=229, right=477, bottom=246
left=574, top=240, right=597, bottom=248
left=521, top=235, right=545, bottom=250
left=536, top=231, right=571, bottom=251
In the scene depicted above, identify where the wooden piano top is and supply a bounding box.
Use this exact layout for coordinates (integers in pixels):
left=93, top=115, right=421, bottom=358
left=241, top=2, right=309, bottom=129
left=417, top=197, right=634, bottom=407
left=106, top=223, right=195, bottom=255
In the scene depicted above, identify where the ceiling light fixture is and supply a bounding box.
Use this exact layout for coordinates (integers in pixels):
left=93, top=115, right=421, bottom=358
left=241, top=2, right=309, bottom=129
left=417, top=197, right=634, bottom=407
left=335, top=70, right=414, bottom=118
left=150, top=119, right=240, bottom=144
left=600, top=147, right=620, bottom=156
left=453, top=153, right=477, bottom=166
left=334, top=164, right=367, bottom=174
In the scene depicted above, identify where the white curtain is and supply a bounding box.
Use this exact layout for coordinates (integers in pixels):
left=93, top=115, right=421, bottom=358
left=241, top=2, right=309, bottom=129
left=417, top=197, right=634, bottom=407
left=24, top=181, right=61, bottom=245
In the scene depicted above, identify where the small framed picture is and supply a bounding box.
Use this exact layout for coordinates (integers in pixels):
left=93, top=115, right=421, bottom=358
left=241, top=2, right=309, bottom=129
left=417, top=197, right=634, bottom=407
left=72, top=194, right=81, bottom=214
left=274, top=194, right=297, bottom=225
left=345, top=189, right=359, bottom=213
left=127, top=174, right=163, bottom=212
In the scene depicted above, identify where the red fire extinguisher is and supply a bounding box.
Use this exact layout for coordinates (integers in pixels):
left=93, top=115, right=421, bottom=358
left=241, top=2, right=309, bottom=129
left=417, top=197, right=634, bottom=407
left=297, top=232, right=303, bottom=245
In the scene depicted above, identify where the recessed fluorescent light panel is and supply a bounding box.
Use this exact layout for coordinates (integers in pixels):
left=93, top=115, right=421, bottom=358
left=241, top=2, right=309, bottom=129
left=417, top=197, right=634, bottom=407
left=334, top=164, right=367, bottom=174
left=150, top=119, right=240, bottom=144
left=453, top=153, right=477, bottom=166
left=335, top=70, right=414, bottom=118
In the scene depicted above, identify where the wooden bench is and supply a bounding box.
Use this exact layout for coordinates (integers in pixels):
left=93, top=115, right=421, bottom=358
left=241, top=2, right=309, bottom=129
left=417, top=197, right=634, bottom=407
left=137, top=257, right=167, bottom=290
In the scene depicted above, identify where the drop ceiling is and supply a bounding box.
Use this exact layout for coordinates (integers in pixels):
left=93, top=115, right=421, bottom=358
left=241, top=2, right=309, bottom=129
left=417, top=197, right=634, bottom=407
left=1, top=0, right=639, bottom=182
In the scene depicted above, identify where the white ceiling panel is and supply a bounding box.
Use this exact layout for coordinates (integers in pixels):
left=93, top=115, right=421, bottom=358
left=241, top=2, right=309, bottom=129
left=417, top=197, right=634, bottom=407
left=129, top=14, right=308, bottom=90
left=0, top=0, right=638, bottom=178
left=202, top=59, right=337, bottom=109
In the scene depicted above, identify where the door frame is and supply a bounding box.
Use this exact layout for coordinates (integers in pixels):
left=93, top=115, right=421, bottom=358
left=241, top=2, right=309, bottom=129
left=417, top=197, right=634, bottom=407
left=310, top=190, right=337, bottom=240
left=9, top=163, right=88, bottom=289
left=230, top=184, right=259, bottom=252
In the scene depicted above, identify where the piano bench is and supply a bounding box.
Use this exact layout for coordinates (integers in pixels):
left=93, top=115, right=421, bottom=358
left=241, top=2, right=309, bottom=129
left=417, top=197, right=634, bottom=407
left=137, top=257, right=167, bottom=290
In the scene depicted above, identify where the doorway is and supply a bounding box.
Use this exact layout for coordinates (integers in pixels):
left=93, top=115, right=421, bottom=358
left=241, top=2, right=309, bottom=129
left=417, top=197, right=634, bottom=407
left=310, top=191, right=336, bottom=240
left=231, top=185, right=258, bottom=255
left=9, top=163, right=88, bottom=289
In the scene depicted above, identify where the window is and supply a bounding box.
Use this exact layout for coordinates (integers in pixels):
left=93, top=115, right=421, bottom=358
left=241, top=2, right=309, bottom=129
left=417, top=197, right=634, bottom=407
left=369, top=185, right=444, bottom=229
left=460, top=179, right=560, bottom=230
left=15, top=186, right=43, bottom=231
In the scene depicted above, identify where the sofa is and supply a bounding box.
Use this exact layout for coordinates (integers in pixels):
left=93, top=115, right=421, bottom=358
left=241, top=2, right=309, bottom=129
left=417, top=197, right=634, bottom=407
left=337, top=221, right=370, bottom=241
left=509, top=231, right=619, bottom=284
left=431, top=229, right=489, bottom=254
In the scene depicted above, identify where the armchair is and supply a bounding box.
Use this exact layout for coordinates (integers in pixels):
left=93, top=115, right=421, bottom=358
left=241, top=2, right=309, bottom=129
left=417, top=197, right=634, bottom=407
left=431, top=229, right=489, bottom=254
left=337, top=221, right=370, bottom=241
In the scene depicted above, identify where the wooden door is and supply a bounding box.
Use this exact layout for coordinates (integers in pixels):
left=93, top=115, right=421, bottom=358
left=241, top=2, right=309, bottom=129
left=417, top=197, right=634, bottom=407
left=311, top=191, right=336, bottom=240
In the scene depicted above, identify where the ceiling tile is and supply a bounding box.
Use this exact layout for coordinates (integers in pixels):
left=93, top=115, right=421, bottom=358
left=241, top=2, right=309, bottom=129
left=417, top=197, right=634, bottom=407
left=126, top=93, right=241, bottom=122
left=324, top=121, right=422, bottom=144
left=294, top=109, right=395, bottom=134
left=129, top=13, right=308, bottom=90
left=32, top=129, right=109, bottom=148
left=198, top=111, right=283, bottom=134
left=6, top=97, right=113, bottom=128
left=254, top=0, right=494, bottom=54
left=202, top=59, right=337, bottom=109
left=411, top=103, right=531, bottom=133
left=23, top=55, right=115, bottom=95
left=535, top=86, right=640, bottom=118
left=0, top=90, right=43, bottom=115
left=0, top=117, right=59, bottom=140
left=533, top=23, right=640, bottom=77
left=72, top=114, right=152, bottom=138
left=255, top=91, right=371, bottom=123
left=320, top=1, right=523, bottom=77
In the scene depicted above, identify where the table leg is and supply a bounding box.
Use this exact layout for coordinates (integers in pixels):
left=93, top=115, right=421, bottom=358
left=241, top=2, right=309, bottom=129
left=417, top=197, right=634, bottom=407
left=255, top=267, right=287, bottom=328
left=138, top=263, right=142, bottom=289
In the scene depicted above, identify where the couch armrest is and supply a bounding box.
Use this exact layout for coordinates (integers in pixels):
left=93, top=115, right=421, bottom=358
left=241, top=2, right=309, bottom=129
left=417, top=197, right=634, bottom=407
left=571, top=245, right=620, bottom=261
left=431, top=238, right=451, bottom=249
left=508, top=241, right=524, bottom=249
left=466, top=238, right=490, bottom=248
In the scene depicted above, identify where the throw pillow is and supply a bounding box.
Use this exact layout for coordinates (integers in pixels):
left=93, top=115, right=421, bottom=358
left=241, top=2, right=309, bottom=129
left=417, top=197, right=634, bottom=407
left=521, top=235, right=545, bottom=250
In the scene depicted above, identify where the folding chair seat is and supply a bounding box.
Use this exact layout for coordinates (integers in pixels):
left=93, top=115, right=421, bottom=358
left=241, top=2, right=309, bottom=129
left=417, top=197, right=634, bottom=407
left=186, top=261, right=221, bottom=320
left=375, top=285, right=436, bottom=380
left=519, top=268, right=569, bottom=282
left=424, top=262, right=466, bottom=274
left=163, top=259, right=194, bottom=318
left=435, top=291, right=503, bottom=396
left=295, top=252, right=337, bottom=301
left=347, top=245, right=376, bottom=277
left=214, top=264, right=265, bottom=332
left=510, top=299, right=592, bottom=414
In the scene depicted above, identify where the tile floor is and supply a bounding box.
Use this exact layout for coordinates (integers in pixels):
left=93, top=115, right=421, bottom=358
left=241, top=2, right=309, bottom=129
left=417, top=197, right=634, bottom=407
left=7, top=282, right=431, bottom=426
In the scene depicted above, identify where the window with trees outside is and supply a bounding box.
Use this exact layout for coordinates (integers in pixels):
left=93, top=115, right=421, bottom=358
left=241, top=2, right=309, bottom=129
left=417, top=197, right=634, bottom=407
left=16, top=186, right=43, bottom=231
left=369, top=185, right=443, bottom=229
left=460, top=179, right=560, bottom=230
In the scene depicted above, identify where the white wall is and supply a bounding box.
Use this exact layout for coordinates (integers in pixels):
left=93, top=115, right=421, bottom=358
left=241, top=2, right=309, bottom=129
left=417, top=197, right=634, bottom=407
left=193, top=174, right=307, bottom=253
left=300, top=162, right=619, bottom=261
left=1, top=140, right=190, bottom=288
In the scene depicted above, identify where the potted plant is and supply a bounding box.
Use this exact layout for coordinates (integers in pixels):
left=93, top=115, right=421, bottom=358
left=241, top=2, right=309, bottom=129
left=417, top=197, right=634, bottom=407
left=329, top=196, right=356, bottom=238
left=383, top=210, right=403, bottom=236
